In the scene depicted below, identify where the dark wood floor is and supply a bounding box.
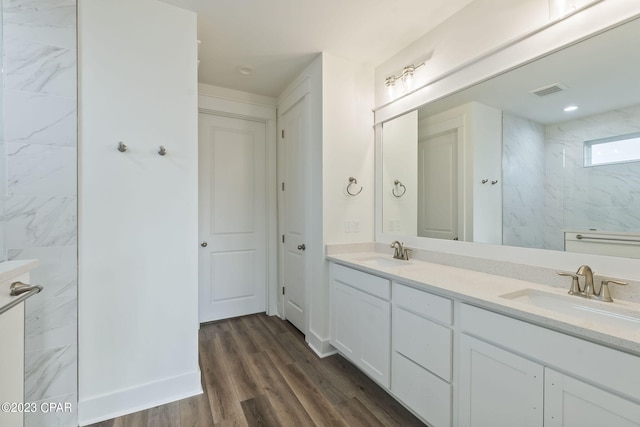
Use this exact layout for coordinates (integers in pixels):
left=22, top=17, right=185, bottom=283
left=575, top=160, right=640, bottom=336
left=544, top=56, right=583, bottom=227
left=89, top=313, right=425, bottom=426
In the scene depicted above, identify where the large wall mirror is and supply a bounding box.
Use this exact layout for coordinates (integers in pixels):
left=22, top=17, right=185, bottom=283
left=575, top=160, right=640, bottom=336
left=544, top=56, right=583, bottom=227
left=380, top=17, right=640, bottom=259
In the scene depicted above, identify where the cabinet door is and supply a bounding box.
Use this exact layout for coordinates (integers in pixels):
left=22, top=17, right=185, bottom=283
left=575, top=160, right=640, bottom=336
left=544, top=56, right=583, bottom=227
left=545, top=368, right=640, bottom=427
left=358, top=291, right=391, bottom=388
left=331, top=281, right=359, bottom=360
left=458, top=334, right=543, bottom=427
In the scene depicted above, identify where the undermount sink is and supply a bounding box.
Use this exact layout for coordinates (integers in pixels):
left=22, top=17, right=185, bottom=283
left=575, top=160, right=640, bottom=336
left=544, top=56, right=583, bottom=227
left=500, top=288, right=640, bottom=331
left=355, top=256, right=412, bottom=268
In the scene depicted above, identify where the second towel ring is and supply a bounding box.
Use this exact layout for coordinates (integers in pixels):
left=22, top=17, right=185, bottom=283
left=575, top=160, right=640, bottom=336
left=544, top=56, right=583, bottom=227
left=392, top=180, right=406, bottom=197
left=347, top=177, right=363, bottom=196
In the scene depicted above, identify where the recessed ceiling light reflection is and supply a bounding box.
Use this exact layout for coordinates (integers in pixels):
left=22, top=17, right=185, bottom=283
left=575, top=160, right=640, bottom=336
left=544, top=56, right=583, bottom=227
left=564, top=105, right=579, bottom=112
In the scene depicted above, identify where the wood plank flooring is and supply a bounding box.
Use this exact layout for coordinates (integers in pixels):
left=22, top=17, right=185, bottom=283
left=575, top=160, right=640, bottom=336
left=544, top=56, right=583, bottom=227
left=89, top=313, right=425, bottom=427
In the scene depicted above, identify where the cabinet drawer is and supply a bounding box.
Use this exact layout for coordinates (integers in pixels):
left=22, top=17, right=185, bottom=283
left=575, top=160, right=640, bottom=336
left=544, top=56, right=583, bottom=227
left=393, top=306, right=452, bottom=381
left=331, top=263, right=390, bottom=300
left=392, top=352, right=451, bottom=427
left=393, top=282, right=452, bottom=325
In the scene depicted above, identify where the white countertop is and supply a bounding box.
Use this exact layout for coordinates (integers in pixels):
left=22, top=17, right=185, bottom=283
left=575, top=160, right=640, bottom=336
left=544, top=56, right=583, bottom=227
left=0, top=260, right=39, bottom=315
left=327, top=251, right=640, bottom=356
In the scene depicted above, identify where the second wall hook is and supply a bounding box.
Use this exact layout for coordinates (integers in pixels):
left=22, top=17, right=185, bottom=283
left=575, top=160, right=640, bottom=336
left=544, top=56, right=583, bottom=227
left=158, top=146, right=167, bottom=156
left=117, top=141, right=127, bottom=152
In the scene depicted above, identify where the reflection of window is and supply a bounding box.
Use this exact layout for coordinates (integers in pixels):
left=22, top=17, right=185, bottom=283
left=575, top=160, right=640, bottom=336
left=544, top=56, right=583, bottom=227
left=584, top=132, right=640, bottom=167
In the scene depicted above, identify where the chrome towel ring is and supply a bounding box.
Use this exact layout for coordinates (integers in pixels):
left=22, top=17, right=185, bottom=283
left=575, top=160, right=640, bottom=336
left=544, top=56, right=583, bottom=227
left=392, top=179, right=406, bottom=197
left=347, top=177, right=363, bottom=196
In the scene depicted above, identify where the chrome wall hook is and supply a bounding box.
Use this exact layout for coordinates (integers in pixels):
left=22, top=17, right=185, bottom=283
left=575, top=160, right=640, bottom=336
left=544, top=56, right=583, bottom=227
left=117, top=141, right=127, bottom=152
left=158, top=146, right=167, bottom=156
left=347, top=177, right=363, bottom=196
left=392, top=179, right=406, bottom=197
left=491, top=180, right=498, bottom=185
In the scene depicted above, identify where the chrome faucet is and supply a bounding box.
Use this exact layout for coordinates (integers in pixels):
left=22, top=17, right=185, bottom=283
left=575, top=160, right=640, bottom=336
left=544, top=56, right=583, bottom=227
left=576, top=265, right=595, bottom=297
left=557, top=265, right=628, bottom=302
left=389, top=241, right=411, bottom=260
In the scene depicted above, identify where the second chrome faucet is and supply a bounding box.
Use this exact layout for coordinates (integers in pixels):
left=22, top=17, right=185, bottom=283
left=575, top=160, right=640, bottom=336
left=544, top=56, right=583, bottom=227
left=557, top=265, right=627, bottom=302
left=390, top=241, right=411, bottom=260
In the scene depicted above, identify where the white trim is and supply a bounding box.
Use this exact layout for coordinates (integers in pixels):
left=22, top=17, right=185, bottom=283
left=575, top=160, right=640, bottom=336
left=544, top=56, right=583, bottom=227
left=278, top=76, right=311, bottom=115
left=78, top=370, right=202, bottom=426
left=308, top=329, right=337, bottom=358
left=198, top=93, right=278, bottom=316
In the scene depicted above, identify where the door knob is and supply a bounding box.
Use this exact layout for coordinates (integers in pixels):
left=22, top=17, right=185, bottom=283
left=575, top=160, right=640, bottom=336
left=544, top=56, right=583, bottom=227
left=297, top=244, right=306, bottom=251
left=201, top=242, right=208, bottom=247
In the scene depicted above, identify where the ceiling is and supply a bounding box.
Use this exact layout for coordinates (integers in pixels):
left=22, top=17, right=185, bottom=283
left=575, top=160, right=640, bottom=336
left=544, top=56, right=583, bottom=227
left=159, top=0, right=475, bottom=97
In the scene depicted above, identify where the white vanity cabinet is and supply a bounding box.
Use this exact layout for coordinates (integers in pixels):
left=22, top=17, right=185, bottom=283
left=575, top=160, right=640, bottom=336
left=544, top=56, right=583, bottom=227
left=545, top=368, right=640, bottom=427
left=330, top=263, right=391, bottom=387
left=458, top=334, right=543, bottom=426
left=459, top=303, right=640, bottom=427
left=392, top=282, right=453, bottom=427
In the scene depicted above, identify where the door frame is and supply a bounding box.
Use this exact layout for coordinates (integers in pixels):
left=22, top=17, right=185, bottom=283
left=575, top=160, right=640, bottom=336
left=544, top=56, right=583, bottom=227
left=198, top=94, right=278, bottom=317
left=276, top=77, right=313, bottom=336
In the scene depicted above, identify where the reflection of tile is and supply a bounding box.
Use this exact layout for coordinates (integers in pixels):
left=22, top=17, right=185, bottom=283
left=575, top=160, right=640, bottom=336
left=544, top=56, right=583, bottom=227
left=4, top=38, right=76, bottom=98
left=4, top=0, right=76, bottom=49
left=4, top=90, right=76, bottom=146
left=8, top=142, right=77, bottom=196
left=5, top=196, right=77, bottom=248
left=24, top=393, right=77, bottom=427
left=25, top=345, right=77, bottom=402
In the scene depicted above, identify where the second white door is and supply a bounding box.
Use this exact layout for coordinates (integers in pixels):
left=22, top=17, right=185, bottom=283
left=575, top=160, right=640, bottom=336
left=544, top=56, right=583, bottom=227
left=198, top=114, right=267, bottom=322
left=280, top=98, right=306, bottom=333
left=418, top=129, right=461, bottom=240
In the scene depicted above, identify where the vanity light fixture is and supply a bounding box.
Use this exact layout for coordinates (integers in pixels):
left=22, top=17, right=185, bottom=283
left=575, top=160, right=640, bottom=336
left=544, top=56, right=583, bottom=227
left=385, top=62, right=425, bottom=97
left=564, top=105, right=579, bottom=112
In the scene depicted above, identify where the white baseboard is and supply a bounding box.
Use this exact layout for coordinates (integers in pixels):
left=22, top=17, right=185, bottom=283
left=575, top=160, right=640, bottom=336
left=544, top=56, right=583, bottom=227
left=308, top=329, right=337, bottom=358
left=78, top=369, right=202, bottom=426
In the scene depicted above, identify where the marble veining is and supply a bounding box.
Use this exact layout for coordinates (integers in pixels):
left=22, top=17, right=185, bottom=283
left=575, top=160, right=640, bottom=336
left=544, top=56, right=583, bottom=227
left=24, top=344, right=77, bottom=403
left=4, top=196, right=77, bottom=248
left=3, top=0, right=76, bottom=50
left=2, top=1, right=78, bottom=424
left=8, top=142, right=76, bottom=196
left=504, top=104, right=640, bottom=251
left=4, top=90, right=76, bottom=146
left=4, top=38, right=76, bottom=98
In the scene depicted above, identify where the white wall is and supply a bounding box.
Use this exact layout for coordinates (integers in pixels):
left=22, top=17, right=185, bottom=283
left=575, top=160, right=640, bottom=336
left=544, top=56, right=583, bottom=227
left=322, top=53, right=375, bottom=244
left=78, top=1, right=200, bottom=424
left=382, top=111, right=418, bottom=235
left=276, top=53, right=374, bottom=356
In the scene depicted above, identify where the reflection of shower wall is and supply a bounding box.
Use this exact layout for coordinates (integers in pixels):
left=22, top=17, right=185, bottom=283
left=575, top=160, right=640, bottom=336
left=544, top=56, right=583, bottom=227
left=546, top=104, right=640, bottom=234
left=504, top=105, right=640, bottom=251
left=502, top=114, right=548, bottom=248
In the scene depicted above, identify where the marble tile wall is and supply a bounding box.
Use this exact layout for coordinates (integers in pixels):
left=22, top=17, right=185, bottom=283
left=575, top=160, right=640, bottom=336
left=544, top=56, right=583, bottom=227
left=546, top=104, right=640, bottom=234
left=2, top=1, right=78, bottom=426
left=504, top=104, right=640, bottom=252
left=502, top=113, right=549, bottom=249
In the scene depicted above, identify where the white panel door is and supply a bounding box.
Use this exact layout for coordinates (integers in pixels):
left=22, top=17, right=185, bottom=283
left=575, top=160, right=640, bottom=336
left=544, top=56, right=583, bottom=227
left=280, top=99, right=306, bottom=332
left=199, top=114, right=267, bottom=322
left=545, top=368, right=640, bottom=427
left=458, top=334, right=543, bottom=427
left=418, top=129, right=460, bottom=240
